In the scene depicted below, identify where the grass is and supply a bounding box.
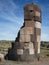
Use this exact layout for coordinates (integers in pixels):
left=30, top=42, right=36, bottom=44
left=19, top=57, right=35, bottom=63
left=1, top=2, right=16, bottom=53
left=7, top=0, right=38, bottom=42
left=40, top=46, right=49, bottom=58
left=0, top=41, right=49, bottom=65
left=0, top=40, right=12, bottom=55
left=0, top=40, right=49, bottom=58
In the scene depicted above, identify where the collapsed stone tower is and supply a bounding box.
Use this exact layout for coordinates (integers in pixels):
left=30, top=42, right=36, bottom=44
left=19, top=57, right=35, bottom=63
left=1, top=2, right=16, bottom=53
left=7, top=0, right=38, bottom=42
left=5, top=3, right=41, bottom=61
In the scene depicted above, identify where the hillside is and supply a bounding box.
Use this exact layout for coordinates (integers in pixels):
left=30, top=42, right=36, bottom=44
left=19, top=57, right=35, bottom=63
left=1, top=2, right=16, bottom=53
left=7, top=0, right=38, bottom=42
left=0, top=40, right=12, bottom=55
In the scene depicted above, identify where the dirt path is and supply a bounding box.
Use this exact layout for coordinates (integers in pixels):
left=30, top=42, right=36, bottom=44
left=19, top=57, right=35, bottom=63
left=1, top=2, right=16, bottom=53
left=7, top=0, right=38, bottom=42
left=0, top=58, right=49, bottom=65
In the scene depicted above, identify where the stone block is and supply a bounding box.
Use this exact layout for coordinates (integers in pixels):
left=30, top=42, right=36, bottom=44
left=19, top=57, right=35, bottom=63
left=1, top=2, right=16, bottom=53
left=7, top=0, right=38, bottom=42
left=35, top=21, right=41, bottom=28
left=17, top=49, right=23, bottom=55
left=37, top=35, right=41, bottom=42
left=38, top=42, right=40, bottom=53
left=35, top=28, right=41, bottom=35
left=19, top=34, right=25, bottom=42
left=24, top=14, right=29, bottom=20
left=20, top=27, right=34, bottom=35
left=35, top=11, right=40, bottom=17
left=20, top=28, right=24, bottom=35
left=34, top=42, right=38, bottom=53
left=24, top=43, right=29, bottom=49
left=19, top=42, right=24, bottom=49
left=34, top=16, right=41, bottom=22
left=19, top=34, right=30, bottom=42
left=25, top=34, right=30, bottom=42
left=25, top=20, right=35, bottom=27
left=29, top=42, right=34, bottom=54
left=24, top=9, right=35, bottom=20
left=30, top=34, right=35, bottom=42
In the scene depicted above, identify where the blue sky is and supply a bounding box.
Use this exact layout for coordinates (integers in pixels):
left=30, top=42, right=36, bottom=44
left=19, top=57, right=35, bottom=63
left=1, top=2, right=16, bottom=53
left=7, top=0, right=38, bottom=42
left=0, top=0, right=49, bottom=41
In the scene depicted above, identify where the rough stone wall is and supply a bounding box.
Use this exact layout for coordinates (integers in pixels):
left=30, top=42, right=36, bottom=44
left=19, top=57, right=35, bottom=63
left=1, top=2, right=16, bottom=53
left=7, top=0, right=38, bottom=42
left=5, top=3, right=41, bottom=61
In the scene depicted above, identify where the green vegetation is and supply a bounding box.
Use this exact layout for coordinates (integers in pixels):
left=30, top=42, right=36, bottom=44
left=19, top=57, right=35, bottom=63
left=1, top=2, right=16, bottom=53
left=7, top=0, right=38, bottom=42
left=0, top=40, right=49, bottom=58
left=40, top=41, right=49, bottom=58
left=0, top=40, right=12, bottom=54
left=47, top=45, right=49, bottom=48
left=41, top=41, right=49, bottom=48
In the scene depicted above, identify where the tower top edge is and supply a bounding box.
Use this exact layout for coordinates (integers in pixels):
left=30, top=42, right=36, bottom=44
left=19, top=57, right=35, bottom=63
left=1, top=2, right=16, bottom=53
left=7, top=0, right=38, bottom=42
left=24, top=3, right=41, bottom=12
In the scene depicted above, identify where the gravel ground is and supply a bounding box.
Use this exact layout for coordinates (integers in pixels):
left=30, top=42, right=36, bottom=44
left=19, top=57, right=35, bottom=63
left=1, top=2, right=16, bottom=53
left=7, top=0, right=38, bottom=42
left=0, top=58, right=49, bottom=65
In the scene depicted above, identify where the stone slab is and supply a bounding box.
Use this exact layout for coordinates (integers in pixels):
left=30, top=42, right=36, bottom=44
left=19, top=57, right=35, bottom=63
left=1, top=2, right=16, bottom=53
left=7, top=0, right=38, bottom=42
left=38, top=42, right=40, bottom=53
left=25, top=20, right=35, bottom=27
left=20, top=27, right=34, bottom=35
left=35, top=21, right=41, bottom=28
left=17, top=49, right=23, bottom=55
left=19, top=34, right=30, bottom=42
left=35, top=11, right=40, bottom=17
left=29, top=42, right=34, bottom=54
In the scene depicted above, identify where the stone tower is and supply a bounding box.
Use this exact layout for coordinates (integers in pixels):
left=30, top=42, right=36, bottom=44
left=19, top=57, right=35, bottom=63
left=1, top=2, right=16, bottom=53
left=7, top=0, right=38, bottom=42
left=5, top=3, right=41, bottom=61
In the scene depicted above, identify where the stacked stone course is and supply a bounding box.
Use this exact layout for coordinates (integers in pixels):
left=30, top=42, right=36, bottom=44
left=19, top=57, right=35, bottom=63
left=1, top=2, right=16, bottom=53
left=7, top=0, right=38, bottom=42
left=5, top=3, right=41, bottom=61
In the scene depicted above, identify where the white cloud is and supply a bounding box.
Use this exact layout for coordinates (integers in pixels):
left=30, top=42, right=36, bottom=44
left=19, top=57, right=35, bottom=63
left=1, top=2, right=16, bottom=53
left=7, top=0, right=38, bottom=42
left=41, top=33, right=49, bottom=41
left=0, top=31, right=17, bottom=40
left=0, top=0, right=19, bottom=13
left=41, top=26, right=49, bottom=41
left=0, top=14, right=23, bottom=26
left=0, top=0, right=23, bottom=26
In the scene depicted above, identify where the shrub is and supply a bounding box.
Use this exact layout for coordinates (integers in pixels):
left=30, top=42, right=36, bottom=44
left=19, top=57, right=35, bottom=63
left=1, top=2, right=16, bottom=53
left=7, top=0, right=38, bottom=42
left=46, top=54, right=49, bottom=57
left=41, top=43, right=45, bottom=47
left=47, top=45, right=49, bottom=48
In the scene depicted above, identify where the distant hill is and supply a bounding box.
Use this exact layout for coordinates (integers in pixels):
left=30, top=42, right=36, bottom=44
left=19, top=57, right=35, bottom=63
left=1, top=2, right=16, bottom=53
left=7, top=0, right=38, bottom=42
left=0, top=40, right=12, bottom=54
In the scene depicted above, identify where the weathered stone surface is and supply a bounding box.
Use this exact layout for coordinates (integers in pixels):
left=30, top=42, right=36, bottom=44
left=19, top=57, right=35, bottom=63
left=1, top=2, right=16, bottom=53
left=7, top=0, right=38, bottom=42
left=20, top=27, right=34, bottom=34
left=35, top=11, right=40, bottom=17
left=35, top=21, right=41, bottom=28
left=30, top=34, right=35, bottom=42
left=24, top=43, right=29, bottom=49
left=19, top=34, right=30, bottom=42
left=38, top=42, right=40, bottom=53
left=29, top=42, right=34, bottom=54
left=37, top=35, right=41, bottom=42
left=17, top=49, right=23, bottom=55
left=5, top=3, right=41, bottom=61
left=25, top=20, right=35, bottom=27
left=35, top=28, right=41, bottom=35
left=34, top=16, right=41, bottom=22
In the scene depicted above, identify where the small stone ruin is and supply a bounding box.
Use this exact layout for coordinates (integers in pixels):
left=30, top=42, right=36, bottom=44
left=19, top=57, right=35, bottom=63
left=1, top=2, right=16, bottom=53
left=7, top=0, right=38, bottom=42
left=5, top=3, right=42, bottom=61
